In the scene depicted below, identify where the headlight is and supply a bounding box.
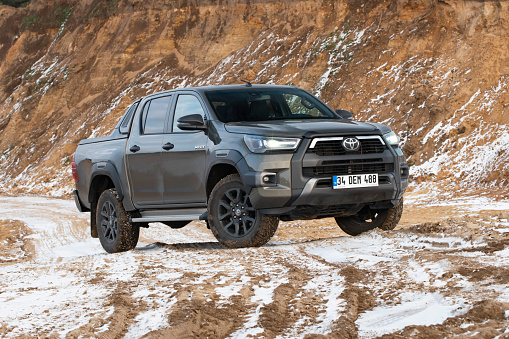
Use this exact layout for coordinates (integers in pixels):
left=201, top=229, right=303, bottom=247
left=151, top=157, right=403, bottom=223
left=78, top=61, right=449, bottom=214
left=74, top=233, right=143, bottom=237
left=384, top=131, right=400, bottom=146
left=244, top=135, right=301, bottom=153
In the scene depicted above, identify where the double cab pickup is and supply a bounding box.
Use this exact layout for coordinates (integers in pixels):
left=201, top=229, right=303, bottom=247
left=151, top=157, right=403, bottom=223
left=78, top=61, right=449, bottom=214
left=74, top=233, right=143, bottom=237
left=73, top=84, right=408, bottom=253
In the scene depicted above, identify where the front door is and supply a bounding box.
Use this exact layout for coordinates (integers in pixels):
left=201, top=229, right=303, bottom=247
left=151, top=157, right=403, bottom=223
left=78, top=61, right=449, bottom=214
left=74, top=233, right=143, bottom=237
left=126, top=95, right=172, bottom=206
left=161, top=93, right=208, bottom=206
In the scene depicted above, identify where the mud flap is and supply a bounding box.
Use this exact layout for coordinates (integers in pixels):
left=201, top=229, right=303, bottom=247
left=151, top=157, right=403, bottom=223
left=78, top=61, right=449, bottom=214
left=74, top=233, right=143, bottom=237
left=90, top=202, right=98, bottom=238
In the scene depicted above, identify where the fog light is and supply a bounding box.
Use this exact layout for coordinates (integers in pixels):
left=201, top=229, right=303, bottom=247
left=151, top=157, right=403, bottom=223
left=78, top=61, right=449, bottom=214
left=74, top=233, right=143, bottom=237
left=400, top=167, right=409, bottom=178
left=261, top=173, right=276, bottom=185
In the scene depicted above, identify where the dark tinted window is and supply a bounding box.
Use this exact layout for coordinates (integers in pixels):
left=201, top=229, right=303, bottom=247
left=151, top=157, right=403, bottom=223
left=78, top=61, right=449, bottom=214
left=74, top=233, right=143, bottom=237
left=172, top=95, right=205, bottom=132
left=142, top=96, right=171, bottom=134
left=119, top=102, right=139, bottom=134
left=205, top=88, right=337, bottom=123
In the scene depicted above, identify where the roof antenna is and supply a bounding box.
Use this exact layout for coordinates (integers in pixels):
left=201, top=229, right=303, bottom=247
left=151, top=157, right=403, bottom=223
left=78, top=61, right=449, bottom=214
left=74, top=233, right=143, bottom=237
left=241, top=79, right=252, bottom=87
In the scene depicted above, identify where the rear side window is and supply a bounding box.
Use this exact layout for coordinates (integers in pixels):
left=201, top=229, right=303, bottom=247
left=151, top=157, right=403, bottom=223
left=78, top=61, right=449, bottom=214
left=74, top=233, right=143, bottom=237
left=119, top=103, right=139, bottom=134
left=172, top=95, right=205, bottom=133
left=142, top=96, right=171, bottom=134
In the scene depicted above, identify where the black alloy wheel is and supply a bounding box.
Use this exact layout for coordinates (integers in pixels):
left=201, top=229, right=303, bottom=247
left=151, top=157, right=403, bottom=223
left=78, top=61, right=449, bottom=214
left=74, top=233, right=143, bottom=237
left=217, top=187, right=256, bottom=238
left=96, top=189, right=139, bottom=253
left=208, top=174, right=279, bottom=248
left=100, top=200, right=119, bottom=244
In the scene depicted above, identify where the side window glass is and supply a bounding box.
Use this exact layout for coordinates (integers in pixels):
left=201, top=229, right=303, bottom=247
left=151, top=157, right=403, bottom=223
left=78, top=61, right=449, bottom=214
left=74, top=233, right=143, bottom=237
left=141, top=101, right=151, bottom=132
left=142, top=96, right=171, bottom=135
left=172, top=95, right=205, bottom=133
left=119, top=103, right=138, bottom=134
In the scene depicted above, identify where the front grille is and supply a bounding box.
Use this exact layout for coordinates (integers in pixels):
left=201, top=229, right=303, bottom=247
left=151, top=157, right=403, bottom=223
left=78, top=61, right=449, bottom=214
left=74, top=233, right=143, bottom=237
left=310, top=138, right=385, bottom=156
left=303, top=163, right=394, bottom=177
left=321, top=158, right=383, bottom=165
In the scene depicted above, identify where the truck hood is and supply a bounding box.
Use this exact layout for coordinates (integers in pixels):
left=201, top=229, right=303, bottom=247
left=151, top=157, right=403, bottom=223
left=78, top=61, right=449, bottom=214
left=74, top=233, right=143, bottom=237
left=224, top=119, right=386, bottom=138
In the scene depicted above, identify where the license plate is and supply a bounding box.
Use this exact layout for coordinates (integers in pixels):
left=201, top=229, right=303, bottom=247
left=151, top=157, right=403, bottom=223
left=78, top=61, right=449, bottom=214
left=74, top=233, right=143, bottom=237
left=333, top=174, right=379, bottom=189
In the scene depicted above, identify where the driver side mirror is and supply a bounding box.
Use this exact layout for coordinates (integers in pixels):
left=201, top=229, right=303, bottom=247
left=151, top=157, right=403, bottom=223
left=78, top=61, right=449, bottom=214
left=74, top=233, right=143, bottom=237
left=177, top=114, right=207, bottom=131
left=335, top=109, right=353, bottom=120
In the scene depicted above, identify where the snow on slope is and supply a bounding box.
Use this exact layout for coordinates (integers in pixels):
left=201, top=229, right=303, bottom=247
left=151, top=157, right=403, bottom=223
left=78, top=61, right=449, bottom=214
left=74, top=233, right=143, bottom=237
left=1, top=1, right=509, bottom=197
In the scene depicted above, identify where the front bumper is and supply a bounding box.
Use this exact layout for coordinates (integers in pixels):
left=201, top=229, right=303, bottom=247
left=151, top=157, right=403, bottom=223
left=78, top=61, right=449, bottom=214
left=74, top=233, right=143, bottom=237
left=244, top=135, right=408, bottom=218
left=291, top=174, right=399, bottom=206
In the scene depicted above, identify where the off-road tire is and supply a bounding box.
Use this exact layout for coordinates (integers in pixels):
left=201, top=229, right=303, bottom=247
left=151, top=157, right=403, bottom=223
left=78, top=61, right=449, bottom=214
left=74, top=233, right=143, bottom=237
left=208, top=174, right=279, bottom=248
left=96, top=189, right=139, bottom=253
left=335, top=198, right=404, bottom=236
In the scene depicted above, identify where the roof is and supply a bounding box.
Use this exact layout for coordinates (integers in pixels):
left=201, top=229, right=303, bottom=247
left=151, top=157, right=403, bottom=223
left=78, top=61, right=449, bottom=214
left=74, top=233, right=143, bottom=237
left=142, top=84, right=299, bottom=100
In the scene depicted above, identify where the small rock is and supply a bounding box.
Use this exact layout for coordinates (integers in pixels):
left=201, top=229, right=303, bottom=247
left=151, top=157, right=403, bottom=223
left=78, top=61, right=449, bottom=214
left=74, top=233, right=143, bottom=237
left=441, top=272, right=453, bottom=279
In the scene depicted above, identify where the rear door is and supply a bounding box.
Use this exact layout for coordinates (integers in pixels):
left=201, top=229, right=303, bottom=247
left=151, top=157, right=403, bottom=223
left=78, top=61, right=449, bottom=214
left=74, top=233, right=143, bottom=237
left=126, top=95, right=173, bottom=206
left=161, top=92, right=209, bottom=206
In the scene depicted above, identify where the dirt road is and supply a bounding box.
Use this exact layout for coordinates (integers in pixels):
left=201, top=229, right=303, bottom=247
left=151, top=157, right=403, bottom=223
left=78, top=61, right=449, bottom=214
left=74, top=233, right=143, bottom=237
left=0, top=193, right=508, bottom=338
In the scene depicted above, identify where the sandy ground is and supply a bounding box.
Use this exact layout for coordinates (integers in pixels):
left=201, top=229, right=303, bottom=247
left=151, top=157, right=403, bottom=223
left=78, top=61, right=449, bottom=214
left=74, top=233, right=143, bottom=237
left=0, top=192, right=509, bottom=338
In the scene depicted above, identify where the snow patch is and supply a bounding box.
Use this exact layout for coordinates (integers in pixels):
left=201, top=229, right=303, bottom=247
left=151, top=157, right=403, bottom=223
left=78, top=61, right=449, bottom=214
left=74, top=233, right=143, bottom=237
left=356, top=293, right=469, bottom=338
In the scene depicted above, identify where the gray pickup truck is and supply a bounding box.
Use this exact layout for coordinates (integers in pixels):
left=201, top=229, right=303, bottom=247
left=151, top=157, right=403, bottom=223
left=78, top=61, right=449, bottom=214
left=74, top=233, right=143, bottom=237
left=73, top=84, right=408, bottom=253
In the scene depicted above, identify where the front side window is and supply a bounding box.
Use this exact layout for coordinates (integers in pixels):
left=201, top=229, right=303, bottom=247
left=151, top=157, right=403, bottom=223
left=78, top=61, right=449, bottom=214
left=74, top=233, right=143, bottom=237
left=172, top=95, right=205, bottom=132
left=142, top=96, right=171, bottom=134
left=205, top=88, right=337, bottom=123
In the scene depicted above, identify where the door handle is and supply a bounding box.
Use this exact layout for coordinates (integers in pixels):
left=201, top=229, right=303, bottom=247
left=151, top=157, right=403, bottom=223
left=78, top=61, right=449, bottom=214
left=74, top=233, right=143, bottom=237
left=162, top=142, right=174, bottom=151
left=129, top=145, right=140, bottom=153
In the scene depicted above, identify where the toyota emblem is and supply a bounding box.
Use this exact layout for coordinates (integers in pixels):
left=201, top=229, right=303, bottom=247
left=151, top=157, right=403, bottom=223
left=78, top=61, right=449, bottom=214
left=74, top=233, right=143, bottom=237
left=342, top=137, right=360, bottom=151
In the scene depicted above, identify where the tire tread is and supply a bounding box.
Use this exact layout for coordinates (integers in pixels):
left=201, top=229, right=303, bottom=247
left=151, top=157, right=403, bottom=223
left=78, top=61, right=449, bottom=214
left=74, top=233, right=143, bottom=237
left=208, top=174, right=279, bottom=248
left=97, top=189, right=139, bottom=253
left=335, top=198, right=404, bottom=236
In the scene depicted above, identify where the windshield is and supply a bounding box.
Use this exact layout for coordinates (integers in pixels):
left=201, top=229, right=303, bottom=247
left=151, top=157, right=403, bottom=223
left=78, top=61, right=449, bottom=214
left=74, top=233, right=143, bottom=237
left=205, top=88, right=338, bottom=123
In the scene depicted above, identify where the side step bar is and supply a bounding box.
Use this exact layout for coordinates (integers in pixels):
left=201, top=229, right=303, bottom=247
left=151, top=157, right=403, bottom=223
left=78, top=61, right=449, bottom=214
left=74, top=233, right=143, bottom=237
left=131, top=215, right=202, bottom=222
left=130, top=208, right=207, bottom=223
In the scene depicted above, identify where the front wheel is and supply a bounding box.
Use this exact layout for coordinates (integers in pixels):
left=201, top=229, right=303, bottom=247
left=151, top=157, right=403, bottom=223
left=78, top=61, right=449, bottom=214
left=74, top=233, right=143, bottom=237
left=208, top=174, right=279, bottom=248
left=335, top=198, right=404, bottom=236
left=96, top=189, right=139, bottom=253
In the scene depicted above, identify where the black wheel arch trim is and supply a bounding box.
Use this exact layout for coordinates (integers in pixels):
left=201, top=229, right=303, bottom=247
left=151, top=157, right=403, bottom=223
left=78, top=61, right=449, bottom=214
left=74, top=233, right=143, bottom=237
left=207, top=150, right=254, bottom=193
left=380, top=134, right=402, bottom=200
left=88, top=162, right=125, bottom=203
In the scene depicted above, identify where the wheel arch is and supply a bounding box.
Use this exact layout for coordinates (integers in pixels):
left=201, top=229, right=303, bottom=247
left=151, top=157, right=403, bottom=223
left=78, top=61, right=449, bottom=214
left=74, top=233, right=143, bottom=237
left=206, top=162, right=239, bottom=198
left=88, top=163, right=124, bottom=204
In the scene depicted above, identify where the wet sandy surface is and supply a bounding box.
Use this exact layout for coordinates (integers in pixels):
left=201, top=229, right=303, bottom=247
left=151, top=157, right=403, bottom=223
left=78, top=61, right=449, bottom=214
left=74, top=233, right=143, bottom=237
left=0, top=194, right=508, bottom=338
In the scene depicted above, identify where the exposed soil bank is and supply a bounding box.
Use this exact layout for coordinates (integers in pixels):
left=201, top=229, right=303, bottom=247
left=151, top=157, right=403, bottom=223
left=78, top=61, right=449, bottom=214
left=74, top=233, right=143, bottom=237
left=0, top=0, right=508, bottom=195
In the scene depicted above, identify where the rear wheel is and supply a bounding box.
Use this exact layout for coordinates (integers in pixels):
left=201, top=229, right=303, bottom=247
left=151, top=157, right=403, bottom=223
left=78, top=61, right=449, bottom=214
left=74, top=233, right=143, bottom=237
left=208, top=174, right=279, bottom=248
left=335, top=198, right=404, bottom=236
left=97, top=189, right=139, bottom=253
